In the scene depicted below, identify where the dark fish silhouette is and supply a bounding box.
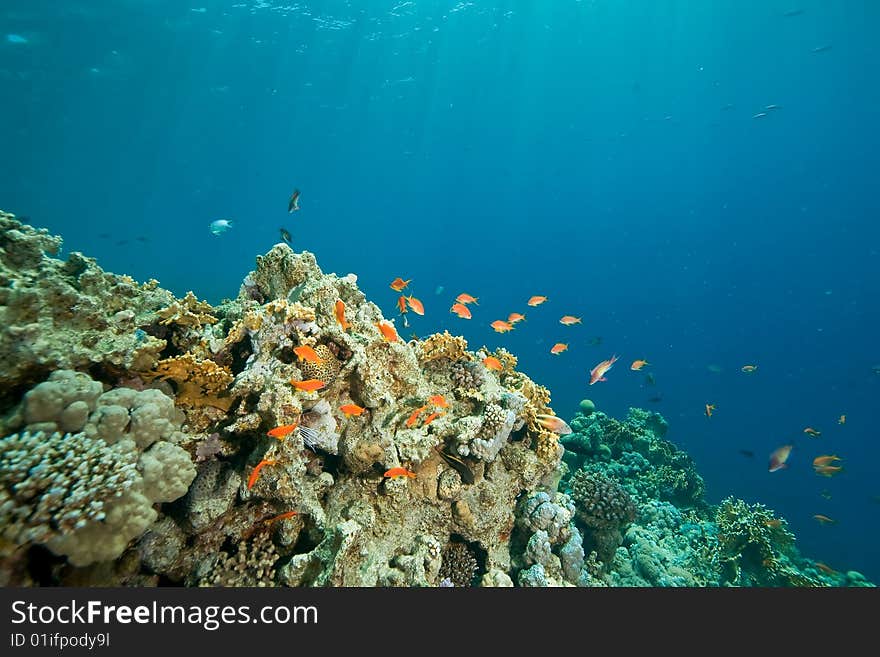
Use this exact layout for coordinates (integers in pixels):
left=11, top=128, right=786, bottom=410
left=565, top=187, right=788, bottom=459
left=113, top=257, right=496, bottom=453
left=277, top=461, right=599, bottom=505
left=136, top=236, right=149, bottom=243
left=288, top=189, right=301, bottom=213
left=738, top=450, right=755, bottom=458
left=647, top=395, right=663, bottom=403
left=280, top=227, right=292, bottom=244
left=586, top=336, right=602, bottom=346
left=644, top=373, right=656, bottom=386
left=434, top=446, right=475, bottom=485
left=783, top=9, right=804, bottom=17
left=811, top=44, right=832, bottom=53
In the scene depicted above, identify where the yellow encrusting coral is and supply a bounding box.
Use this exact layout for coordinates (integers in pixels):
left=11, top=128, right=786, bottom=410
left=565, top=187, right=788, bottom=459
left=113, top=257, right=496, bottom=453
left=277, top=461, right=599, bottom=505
left=417, top=331, right=469, bottom=362
left=143, top=353, right=234, bottom=410
left=157, top=291, right=218, bottom=328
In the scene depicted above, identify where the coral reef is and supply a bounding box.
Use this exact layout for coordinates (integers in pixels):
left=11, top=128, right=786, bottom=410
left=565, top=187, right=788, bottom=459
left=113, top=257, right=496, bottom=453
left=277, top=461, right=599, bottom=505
left=0, top=213, right=873, bottom=588
left=0, top=369, right=197, bottom=570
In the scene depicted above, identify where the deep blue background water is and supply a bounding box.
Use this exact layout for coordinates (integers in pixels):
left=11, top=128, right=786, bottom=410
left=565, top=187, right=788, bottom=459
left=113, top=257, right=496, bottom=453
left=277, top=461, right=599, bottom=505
left=2, top=0, right=878, bottom=581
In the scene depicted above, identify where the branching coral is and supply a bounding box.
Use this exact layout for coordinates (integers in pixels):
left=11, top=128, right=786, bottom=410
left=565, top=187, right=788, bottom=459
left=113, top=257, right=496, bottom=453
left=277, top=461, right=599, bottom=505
left=569, top=471, right=637, bottom=531
left=439, top=541, right=479, bottom=587
left=712, top=497, right=818, bottom=586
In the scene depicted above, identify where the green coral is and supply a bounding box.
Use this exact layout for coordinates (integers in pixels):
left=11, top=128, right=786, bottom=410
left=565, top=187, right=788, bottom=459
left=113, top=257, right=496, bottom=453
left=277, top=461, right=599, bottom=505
left=713, top=497, right=822, bottom=587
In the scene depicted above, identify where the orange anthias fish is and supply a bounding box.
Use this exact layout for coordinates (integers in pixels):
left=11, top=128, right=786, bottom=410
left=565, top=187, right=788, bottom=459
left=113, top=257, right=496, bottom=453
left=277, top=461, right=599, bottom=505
left=490, top=320, right=513, bottom=333
left=768, top=444, right=793, bottom=472
left=813, top=514, right=837, bottom=525
left=507, top=312, right=526, bottom=324
left=741, top=364, right=758, bottom=373
left=483, top=356, right=503, bottom=371
left=535, top=413, right=573, bottom=435
left=560, top=315, right=582, bottom=325
left=384, top=467, right=417, bottom=480
left=814, top=465, right=844, bottom=477
left=589, top=354, right=619, bottom=385
left=340, top=403, right=365, bottom=418
left=804, top=427, right=821, bottom=437
left=335, top=299, right=351, bottom=331
left=423, top=411, right=444, bottom=426
left=264, top=510, right=298, bottom=523
left=267, top=423, right=299, bottom=439
left=390, top=277, right=411, bottom=292
left=838, top=414, right=846, bottom=425
left=705, top=403, right=716, bottom=418
left=428, top=394, right=449, bottom=408
left=527, top=296, right=548, bottom=307
left=405, top=405, right=428, bottom=428
left=406, top=296, right=425, bottom=316
left=814, top=562, right=837, bottom=575
left=812, top=455, right=842, bottom=468
left=293, top=345, right=323, bottom=364
left=376, top=320, right=400, bottom=342
left=550, top=343, right=568, bottom=355
left=290, top=379, right=327, bottom=392
left=397, top=295, right=408, bottom=314
left=456, top=293, right=479, bottom=305
left=450, top=303, right=472, bottom=319
left=247, top=458, right=278, bottom=490
left=631, top=359, right=649, bottom=371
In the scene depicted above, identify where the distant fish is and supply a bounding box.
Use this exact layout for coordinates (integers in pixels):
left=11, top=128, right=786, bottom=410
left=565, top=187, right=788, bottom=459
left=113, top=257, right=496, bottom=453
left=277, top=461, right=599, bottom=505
left=210, top=219, right=233, bottom=236
left=384, top=467, right=416, bottom=480
left=803, top=427, right=821, bottom=437
left=707, top=364, right=723, bottom=374
left=456, top=293, right=479, bottom=305
left=783, top=9, right=804, bottom=17
left=769, top=444, right=793, bottom=472
left=647, top=395, right=663, bottom=403
left=390, top=277, right=411, bottom=292
left=838, top=414, right=846, bottom=425
left=280, top=227, right=292, bottom=244
left=288, top=189, right=301, bottom=213
left=435, top=285, right=444, bottom=295
left=560, top=315, right=582, bottom=326
left=738, top=449, right=755, bottom=458
left=644, top=373, right=656, bottom=386
left=872, top=364, right=880, bottom=376
left=586, top=336, right=603, bottom=346
left=705, top=403, right=716, bottom=418
left=136, top=236, right=149, bottom=243
left=813, top=514, right=837, bottom=525
left=811, top=44, right=832, bottom=53
left=98, top=232, right=110, bottom=239
left=406, top=295, right=425, bottom=316
left=6, top=34, right=28, bottom=44
left=765, top=104, right=781, bottom=111
left=631, top=359, right=649, bottom=371
left=450, top=303, right=472, bottom=320
left=550, top=343, right=568, bottom=355
left=507, top=312, right=526, bottom=324
left=741, top=364, right=758, bottom=373
left=534, top=413, right=573, bottom=435
left=527, top=296, right=548, bottom=307
left=820, top=489, right=833, bottom=500
left=752, top=112, right=768, bottom=119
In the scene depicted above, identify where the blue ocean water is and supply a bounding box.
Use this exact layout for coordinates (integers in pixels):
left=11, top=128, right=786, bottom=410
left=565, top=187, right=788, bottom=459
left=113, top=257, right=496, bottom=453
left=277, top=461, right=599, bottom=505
left=1, top=0, right=878, bottom=581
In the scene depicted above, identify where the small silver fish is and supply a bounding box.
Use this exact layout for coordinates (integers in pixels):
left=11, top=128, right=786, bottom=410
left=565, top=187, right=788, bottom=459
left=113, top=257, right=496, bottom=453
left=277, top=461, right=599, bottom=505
left=210, top=219, right=233, bottom=236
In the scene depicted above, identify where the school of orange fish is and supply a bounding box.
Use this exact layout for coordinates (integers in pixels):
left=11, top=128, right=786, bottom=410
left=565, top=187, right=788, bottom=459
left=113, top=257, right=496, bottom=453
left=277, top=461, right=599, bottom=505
left=252, top=274, right=851, bottom=533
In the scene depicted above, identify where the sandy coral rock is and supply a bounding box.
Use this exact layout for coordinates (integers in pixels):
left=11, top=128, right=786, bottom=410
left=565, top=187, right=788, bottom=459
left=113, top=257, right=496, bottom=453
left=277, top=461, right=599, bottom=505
left=183, top=461, right=242, bottom=532
left=481, top=569, right=514, bottom=587
left=471, top=402, right=516, bottom=462
left=378, top=534, right=442, bottom=586
left=0, top=214, right=173, bottom=405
